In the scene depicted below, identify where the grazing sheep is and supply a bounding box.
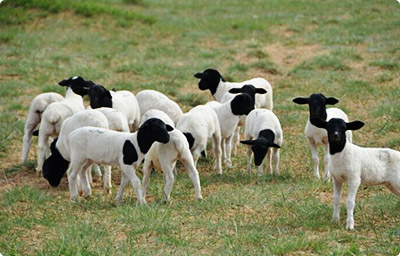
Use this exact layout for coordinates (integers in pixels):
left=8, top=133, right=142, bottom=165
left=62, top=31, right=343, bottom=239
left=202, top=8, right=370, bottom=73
left=136, top=89, right=183, bottom=124
left=140, top=110, right=202, bottom=202
left=293, top=93, right=352, bottom=180
left=21, top=92, right=64, bottom=163
left=35, top=76, right=89, bottom=174
left=240, top=109, right=283, bottom=176
left=176, top=105, right=222, bottom=174
left=311, top=117, right=400, bottom=230
left=72, top=84, right=141, bottom=131
left=194, top=68, right=273, bottom=110
left=50, top=118, right=173, bottom=203
left=206, top=93, right=254, bottom=168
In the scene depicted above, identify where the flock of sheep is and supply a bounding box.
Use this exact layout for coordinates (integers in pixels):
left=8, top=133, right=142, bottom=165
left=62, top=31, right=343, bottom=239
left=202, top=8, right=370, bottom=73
left=20, top=69, right=400, bottom=230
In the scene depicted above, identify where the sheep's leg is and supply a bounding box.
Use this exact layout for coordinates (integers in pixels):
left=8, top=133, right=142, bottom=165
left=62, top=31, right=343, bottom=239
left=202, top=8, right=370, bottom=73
left=193, top=153, right=200, bottom=167
left=181, top=152, right=202, bottom=200
left=87, top=166, right=93, bottom=186
left=93, top=164, right=102, bottom=178
left=141, top=159, right=153, bottom=200
left=232, top=125, right=240, bottom=156
left=68, top=160, right=91, bottom=201
left=266, top=149, right=272, bottom=175
left=307, top=138, right=320, bottom=179
left=386, top=182, right=400, bottom=197
left=221, top=138, right=227, bottom=165
left=115, top=172, right=129, bottom=203
left=36, top=133, right=50, bottom=175
left=21, top=114, right=39, bottom=163
left=121, top=165, right=145, bottom=204
left=212, top=133, right=223, bottom=174
left=346, top=179, right=360, bottom=230
left=332, top=177, right=342, bottom=221
left=323, top=144, right=330, bottom=181
left=103, top=165, right=112, bottom=194
left=79, top=165, right=92, bottom=198
left=225, top=135, right=234, bottom=168
left=272, top=147, right=280, bottom=176
left=246, top=145, right=252, bottom=174
left=161, top=163, right=175, bottom=203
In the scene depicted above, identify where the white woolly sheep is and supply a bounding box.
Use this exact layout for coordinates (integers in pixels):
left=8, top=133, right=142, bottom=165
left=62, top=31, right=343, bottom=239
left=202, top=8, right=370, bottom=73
left=311, top=117, right=400, bottom=230
left=58, top=118, right=173, bottom=203
left=240, top=109, right=283, bottom=176
left=136, top=89, right=183, bottom=124
left=293, top=93, right=352, bottom=180
left=194, top=68, right=273, bottom=110
left=21, top=92, right=64, bottom=163
left=72, top=84, right=141, bottom=131
left=35, top=76, right=90, bottom=174
left=205, top=93, right=254, bottom=168
left=140, top=109, right=202, bottom=202
left=176, top=105, right=222, bottom=174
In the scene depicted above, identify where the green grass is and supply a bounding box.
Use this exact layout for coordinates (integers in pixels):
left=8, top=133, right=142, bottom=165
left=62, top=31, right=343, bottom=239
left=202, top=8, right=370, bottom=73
left=1, top=0, right=400, bottom=254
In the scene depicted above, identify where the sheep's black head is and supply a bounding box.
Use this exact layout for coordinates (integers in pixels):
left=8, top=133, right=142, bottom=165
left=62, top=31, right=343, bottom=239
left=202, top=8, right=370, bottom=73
left=72, top=84, right=113, bottom=109
left=58, top=76, right=91, bottom=90
left=240, top=129, right=280, bottom=166
left=42, top=138, right=70, bottom=187
left=194, top=69, right=225, bottom=95
left=229, top=84, right=267, bottom=107
left=311, top=118, right=364, bottom=154
left=137, top=118, right=174, bottom=154
left=230, top=93, right=255, bottom=116
left=293, top=93, right=339, bottom=120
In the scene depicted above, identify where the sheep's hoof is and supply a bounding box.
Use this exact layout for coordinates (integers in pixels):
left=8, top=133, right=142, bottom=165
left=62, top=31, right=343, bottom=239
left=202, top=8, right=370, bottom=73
left=70, top=196, right=79, bottom=202
left=196, top=196, right=203, bottom=201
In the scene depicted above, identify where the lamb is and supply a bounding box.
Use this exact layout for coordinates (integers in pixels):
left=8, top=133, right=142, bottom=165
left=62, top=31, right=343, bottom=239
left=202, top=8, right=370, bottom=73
left=35, top=76, right=90, bottom=174
left=72, top=84, right=141, bottom=131
left=176, top=105, right=222, bottom=174
left=21, top=92, right=64, bottom=163
left=42, top=109, right=110, bottom=188
left=140, top=110, right=202, bottom=202
left=205, top=93, right=255, bottom=168
left=136, top=89, right=184, bottom=124
left=240, top=109, right=283, bottom=176
left=293, top=93, right=352, bottom=180
left=311, top=117, right=400, bottom=230
left=194, top=68, right=273, bottom=110
left=48, top=118, right=173, bottom=203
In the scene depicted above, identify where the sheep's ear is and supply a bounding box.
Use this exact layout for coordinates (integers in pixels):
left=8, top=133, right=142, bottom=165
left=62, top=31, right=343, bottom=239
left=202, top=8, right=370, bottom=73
left=346, top=121, right=364, bottom=131
left=58, top=79, right=69, bottom=86
left=166, top=124, right=174, bottom=132
left=229, top=88, right=242, bottom=94
left=255, top=88, right=267, bottom=94
left=194, top=72, right=203, bottom=79
left=325, top=97, right=339, bottom=105
left=201, top=150, right=207, bottom=158
left=293, top=97, right=309, bottom=105
left=310, top=118, right=327, bottom=129
left=72, top=87, right=89, bottom=96
left=240, top=140, right=254, bottom=145
left=268, top=142, right=281, bottom=149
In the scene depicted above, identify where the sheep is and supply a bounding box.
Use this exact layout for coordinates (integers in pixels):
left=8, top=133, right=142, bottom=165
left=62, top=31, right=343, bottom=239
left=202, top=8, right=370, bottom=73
left=194, top=68, right=273, bottom=110
left=311, top=117, right=400, bottom=230
left=293, top=93, right=352, bottom=180
left=140, top=110, right=202, bottom=202
left=42, top=109, right=110, bottom=188
left=35, top=76, right=90, bottom=175
left=72, top=84, right=141, bottom=131
left=21, top=92, right=64, bottom=163
left=136, top=89, right=183, bottom=124
left=45, top=118, right=173, bottom=203
left=205, top=93, right=255, bottom=168
left=176, top=105, right=222, bottom=174
left=240, top=109, right=283, bottom=176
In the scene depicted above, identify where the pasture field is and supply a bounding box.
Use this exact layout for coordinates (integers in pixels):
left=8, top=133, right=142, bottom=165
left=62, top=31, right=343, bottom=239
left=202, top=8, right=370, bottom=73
left=1, top=0, right=400, bottom=254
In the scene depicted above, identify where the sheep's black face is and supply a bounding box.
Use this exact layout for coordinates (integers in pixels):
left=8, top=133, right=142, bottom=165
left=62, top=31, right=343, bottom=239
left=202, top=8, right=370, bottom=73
left=311, top=118, right=364, bottom=154
left=194, top=69, right=224, bottom=94
left=251, top=141, right=269, bottom=166
left=42, top=139, right=70, bottom=187
left=229, top=84, right=267, bottom=108
left=293, top=93, right=339, bottom=120
left=88, top=85, right=113, bottom=109
left=137, top=118, right=174, bottom=154
left=58, top=76, right=86, bottom=88
left=230, top=94, right=255, bottom=116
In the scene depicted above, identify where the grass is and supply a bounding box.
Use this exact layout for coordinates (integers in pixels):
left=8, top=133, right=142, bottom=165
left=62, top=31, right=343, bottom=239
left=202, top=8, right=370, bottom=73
left=1, top=0, right=400, bottom=254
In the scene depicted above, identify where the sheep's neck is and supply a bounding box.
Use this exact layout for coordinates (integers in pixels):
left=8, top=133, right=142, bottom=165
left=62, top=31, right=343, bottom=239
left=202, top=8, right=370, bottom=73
left=309, top=108, right=327, bottom=121
left=212, top=80, right=227, bottom=101
left=136, top=128, right=156, bottom=154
